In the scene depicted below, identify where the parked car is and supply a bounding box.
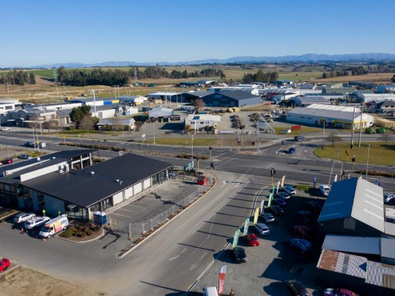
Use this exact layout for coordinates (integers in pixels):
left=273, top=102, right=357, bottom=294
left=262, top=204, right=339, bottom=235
left=319, top=184, right=331, bottom=197
left=297, top=210, right=316, bottom=225
left=276, top=191, right=291, bottom=200
left=243, top=233, right=260, bottom=246
left=384, top=193, right=395, bottom=205
left=305, top=201, right=323, bottom=213
left=0, top=258, right=10, bottom=272
left=267, top=205, right=284, bottom=216
left=273, top=196, right=286, bottom=207
left=283, top=185, right=296, bottom=195
left=18, top=154, right=32, bottom=160
left=293, top=225, right=316, bottom=239
left=285, top=280, right=309, bottom=296
left=2, top=159, right=13, bottom=165
left=294, top=136, right=306, bottom=141
left=324, top=288, right=359, bottom=296
left=24, top=216, right=50, bottom=230
left=253, top=223, right=270, bottom=236
left=13, top=212, right=36, bottom=224
left=259, top=212, right=275, bottom=223
left=288, top=147, right=296, bottom=154
left=289, top=238, right=312, bottom=253
left=232, top=247, right=247, bottom=263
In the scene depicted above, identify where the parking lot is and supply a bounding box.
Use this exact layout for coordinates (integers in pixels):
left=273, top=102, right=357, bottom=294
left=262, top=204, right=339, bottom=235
left=190, top=188, right=326, bottom=296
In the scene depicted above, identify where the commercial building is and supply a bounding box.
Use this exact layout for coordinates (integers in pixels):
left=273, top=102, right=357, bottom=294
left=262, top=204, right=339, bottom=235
left=184, top=113, right=221, bottom=131
left=286, top=104, right=374, bottom=129
left=183, top=89, right=261, bottom=108
left=0, top=151, right=172, bottom=220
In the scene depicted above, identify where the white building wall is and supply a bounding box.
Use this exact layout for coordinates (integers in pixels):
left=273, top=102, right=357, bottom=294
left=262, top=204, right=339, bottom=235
left=112, top=192, right=123, bottom=205
left=134, top=183, right=142, bottom=195
left=143, top=178, right=151, bottom=190
left=124, top=187, right=133, bottom=200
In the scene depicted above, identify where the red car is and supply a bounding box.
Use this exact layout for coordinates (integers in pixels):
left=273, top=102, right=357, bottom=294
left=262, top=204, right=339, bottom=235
left=243, top=233, right=260, bottom=246
left=0, top=258, right=10, bottom=272
left=2, top=159, right=13, bottom=165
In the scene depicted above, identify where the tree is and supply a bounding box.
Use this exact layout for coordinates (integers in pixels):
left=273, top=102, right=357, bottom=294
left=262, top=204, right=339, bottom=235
left=70, top=105, right=91, bottom=127
left=192, top=99, right=205, bottom=111
left=29, top=73, right=36, bottom=84
left=78, top=115, right=95, bottom=131
left=327, top=132, right=342, bottom=147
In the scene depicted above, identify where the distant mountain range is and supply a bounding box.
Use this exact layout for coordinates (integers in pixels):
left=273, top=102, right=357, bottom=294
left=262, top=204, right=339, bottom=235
left=33, top=53, right=395, bottom=68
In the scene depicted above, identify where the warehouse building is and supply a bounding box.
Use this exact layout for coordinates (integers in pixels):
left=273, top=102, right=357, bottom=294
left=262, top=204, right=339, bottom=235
left=183, top=89, right=261, bottom=107
left=286, top=104, right=374, bottom=129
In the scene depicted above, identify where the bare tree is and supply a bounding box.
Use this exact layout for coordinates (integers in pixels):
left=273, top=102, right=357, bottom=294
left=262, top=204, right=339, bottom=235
left=192, top=99, right=205, bottom=111
left=327, top=132, right=342, bottom=147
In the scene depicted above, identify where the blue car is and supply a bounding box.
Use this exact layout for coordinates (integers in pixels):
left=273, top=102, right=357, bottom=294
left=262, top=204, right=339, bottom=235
left=289, top=238, right=312, bottom=253
left=288, top=147, right=296, bottom=154
left=273, top=196, right=286, bottom=207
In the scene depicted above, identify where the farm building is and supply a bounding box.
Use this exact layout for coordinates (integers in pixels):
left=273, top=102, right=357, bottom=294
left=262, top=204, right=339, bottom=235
left=286, top=104, right=374, bottom=129
left=184, top=114, right=221, bottom=131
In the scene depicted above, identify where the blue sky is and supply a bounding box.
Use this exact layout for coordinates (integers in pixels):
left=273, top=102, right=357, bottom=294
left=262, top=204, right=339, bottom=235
left=2, top=0, right=395, bottom=67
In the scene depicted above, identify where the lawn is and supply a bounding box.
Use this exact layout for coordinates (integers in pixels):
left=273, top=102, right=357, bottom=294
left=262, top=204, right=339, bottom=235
left=314, top=142, right=395, bottom=166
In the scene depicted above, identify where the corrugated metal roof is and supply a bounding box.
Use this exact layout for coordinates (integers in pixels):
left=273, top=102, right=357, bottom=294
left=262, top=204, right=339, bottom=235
left=322, top=234, right=380, bottom=255
left=318, top=249, right=395, bottom=290
left=319, top=178, right=384, bottom=232
left=319, top=178, right=357, bottom=222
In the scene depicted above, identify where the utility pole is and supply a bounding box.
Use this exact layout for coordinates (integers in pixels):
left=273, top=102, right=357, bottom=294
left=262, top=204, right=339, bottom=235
left=358, top=108, right=363, bottom=148
left=350, top=107, right=355, bottom=148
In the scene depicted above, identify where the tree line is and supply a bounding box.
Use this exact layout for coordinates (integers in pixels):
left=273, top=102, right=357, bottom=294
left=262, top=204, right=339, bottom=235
left=57, top=66, right=225, bottom=86
left=0, top=70, right=36, bottom=85
left=322, top=66, right=368, bottom=78
left=242, top=70, right=279, bottom=83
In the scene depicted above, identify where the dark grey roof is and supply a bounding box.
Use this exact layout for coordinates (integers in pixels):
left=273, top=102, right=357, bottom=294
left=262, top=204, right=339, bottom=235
left=217, top=90, right=258, bottom=100
left=319, top=177, right=384, bottom=232
left=0, top=149, right=94, bottom=184
left=21, top=153, right=172, bottom=207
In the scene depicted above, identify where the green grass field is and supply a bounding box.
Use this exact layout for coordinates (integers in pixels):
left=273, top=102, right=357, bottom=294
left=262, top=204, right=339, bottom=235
left=314, top=142, right=395, bottom=165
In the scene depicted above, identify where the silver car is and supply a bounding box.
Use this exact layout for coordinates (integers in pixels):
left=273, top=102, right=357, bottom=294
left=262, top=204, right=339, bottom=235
left=13, top=212, right=36, bottom=224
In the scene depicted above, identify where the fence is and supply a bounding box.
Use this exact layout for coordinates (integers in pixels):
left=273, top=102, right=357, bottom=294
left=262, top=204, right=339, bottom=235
left=111, top=179, right=212, bottom=241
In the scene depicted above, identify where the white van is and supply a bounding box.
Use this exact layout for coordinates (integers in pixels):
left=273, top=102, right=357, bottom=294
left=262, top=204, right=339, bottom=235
left=39, top=215, right=69, bottom=238
left=203, top=286, right=218, bottom=296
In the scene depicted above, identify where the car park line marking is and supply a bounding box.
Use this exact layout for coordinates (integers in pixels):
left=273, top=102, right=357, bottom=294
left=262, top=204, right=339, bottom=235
left=189, top=252, right=207, bottom=271
left=168, top=248, right=187, bottom=262
left=111, top=212, right=130, bottom=218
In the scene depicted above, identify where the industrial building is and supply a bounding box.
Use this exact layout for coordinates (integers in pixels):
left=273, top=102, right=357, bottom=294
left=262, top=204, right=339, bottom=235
left=286, top=104, right=374, bottom=129
left=183, top=89, right=261, bottom=108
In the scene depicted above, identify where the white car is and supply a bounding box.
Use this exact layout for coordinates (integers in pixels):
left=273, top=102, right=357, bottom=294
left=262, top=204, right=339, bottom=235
left=319, top=184, right=331, bottom=197
left=24, top=216, right=50, bottom=230
left=253, top=223, right=270, bottom=236
left=13, top=212, right=36, bottom=224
